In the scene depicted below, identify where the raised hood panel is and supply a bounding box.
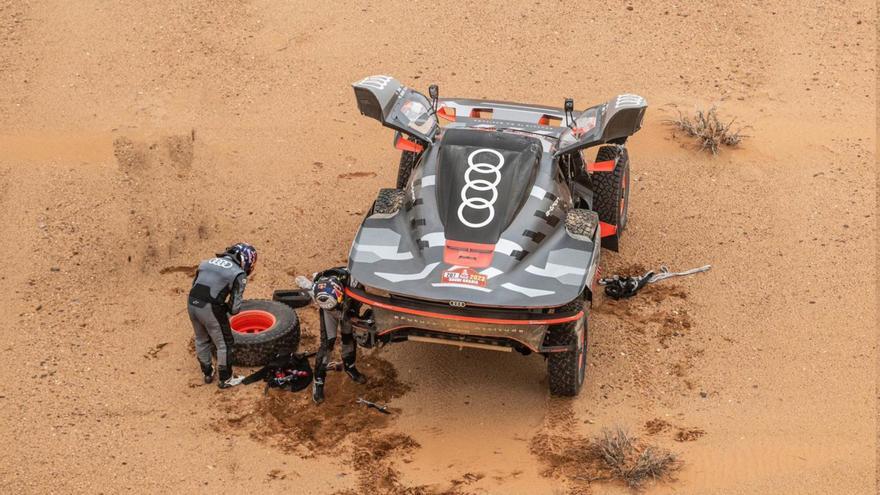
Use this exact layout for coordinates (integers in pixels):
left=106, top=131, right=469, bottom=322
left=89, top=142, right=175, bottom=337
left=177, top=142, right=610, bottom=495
left=348, top=130, right=598, bottom=309
left=435, top=129, right=540, bottom=246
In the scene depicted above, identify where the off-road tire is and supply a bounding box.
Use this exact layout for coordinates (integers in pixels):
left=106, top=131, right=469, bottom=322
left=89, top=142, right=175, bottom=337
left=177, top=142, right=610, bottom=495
left=592, top=145, right=630, bottom=251
left=371, top=188, right=406, bottom=215
left=546, top=299, right=589, bottom=397
left=396, top=151, right=418, bottom=189
left=565, top=209, right=599, bottom=240
left=231, top=299, right=300, bottom=367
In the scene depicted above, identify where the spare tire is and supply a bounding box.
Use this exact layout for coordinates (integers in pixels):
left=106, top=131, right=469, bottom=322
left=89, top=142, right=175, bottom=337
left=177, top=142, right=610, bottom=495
left=229, top=299, right=300, bottom=367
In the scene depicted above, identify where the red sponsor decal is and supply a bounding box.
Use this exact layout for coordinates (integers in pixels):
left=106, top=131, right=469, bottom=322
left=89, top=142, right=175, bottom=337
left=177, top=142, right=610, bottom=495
left=441, top=267, right=487, bottom=288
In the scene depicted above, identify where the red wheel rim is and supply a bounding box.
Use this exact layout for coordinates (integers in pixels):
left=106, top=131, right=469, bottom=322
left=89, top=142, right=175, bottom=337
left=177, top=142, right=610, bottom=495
left=230, top=310, right=277, bottom=334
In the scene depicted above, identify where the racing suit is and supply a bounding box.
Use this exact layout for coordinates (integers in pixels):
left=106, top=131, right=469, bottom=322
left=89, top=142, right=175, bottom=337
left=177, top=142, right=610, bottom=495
left=313, top=307, right=357, bottom=385
left=187, top=255, right=247, bottom=384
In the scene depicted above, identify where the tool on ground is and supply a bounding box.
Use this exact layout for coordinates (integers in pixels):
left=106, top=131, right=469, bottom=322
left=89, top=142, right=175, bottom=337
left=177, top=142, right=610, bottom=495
left=357, top=398, right=391, bottom=414
left=599, top=264, right=711, bottom=300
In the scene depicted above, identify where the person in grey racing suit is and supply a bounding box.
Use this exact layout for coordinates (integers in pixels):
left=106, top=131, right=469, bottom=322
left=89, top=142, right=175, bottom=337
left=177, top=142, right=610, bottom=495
left=187, top=243, right=257, bottom=388
left=306, top=268, right=367, bottom=404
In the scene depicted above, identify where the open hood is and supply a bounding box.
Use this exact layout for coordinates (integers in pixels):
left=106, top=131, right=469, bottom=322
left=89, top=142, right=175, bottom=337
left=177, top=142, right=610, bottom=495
left=348, top=128, right=599, bottom=309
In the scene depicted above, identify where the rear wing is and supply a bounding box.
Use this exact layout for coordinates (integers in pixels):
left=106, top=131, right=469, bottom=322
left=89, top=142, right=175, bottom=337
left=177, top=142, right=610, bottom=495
left=352, top=75, right=646, bottom=152
left=352, top=75, right=438, bottom=142
left=434, top=99, right=568, bottom=127
left=555, top=94, right=647, bottom=156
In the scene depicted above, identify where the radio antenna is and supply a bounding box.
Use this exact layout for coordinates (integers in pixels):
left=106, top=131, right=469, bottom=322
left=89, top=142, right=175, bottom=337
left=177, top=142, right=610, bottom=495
left=564, top=98, right=575, bottom=129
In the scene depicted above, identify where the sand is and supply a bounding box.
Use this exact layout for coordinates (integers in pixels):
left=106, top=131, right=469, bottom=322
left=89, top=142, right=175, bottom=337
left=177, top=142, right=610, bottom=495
left=0, top=1, right=875, bottom=493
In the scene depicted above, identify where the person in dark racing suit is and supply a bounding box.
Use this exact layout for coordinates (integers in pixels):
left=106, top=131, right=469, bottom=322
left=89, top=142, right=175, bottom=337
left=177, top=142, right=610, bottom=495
left=309, top=268, right=366, bottom=404
left=187, top=243, right=257, bottom=389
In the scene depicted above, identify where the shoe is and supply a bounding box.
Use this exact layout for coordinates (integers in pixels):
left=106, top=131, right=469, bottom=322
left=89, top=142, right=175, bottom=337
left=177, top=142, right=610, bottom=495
left=312, top=379, right=325, bottom=404
left=345, top=365, right=367, bottom=384
left=200, top=363, right=215, bottom=384
left=218, top=375, right=244, bottom=389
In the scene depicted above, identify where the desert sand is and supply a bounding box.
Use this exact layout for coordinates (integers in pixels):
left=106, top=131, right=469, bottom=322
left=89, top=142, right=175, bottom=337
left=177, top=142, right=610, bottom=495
left=0, top=1, right=876, bottom=493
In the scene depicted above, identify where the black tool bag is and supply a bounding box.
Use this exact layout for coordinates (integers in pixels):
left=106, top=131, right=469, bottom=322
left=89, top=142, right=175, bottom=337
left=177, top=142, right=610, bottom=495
left=242, top=352, right=314, bottom=393
left=600, top=272, right=654, bottom=300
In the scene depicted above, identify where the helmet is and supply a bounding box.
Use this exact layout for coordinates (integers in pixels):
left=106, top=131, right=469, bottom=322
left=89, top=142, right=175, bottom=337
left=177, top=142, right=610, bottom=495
left=312, top=275, right=344, bottom=310
left=218, top=242, right=258, bottom=275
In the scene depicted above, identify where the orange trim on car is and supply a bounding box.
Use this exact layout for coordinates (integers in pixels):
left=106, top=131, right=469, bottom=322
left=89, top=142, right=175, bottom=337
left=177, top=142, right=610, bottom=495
left=443, top=239, right=495, bottom=268
left=437, top=106, right=456, bottom=122
left=587, top=160, right=616, bottom=173
left=395, top=134, right=424, bottom=153
left=345, top=288, right=584, bottom=326
left=600, top=221, right=617, bottom=238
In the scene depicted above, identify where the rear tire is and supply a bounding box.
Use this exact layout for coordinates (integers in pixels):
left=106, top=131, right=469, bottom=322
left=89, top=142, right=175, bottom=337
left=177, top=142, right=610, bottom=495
left=371, top=188, right=406, bottom=215
left=396, top=151, right=418, bottom=189
left=231, top=299, right=300, bottom=367
left=592, top=145, right=630, bottom=251
left=546, top=300, right=588, bottom=397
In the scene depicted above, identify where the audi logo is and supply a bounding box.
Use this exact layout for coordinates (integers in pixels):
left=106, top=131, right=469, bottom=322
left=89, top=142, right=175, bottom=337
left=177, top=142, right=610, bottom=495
left=449, top=300, right=467, bottom=307
left=458, top=148, right=505, bottom=228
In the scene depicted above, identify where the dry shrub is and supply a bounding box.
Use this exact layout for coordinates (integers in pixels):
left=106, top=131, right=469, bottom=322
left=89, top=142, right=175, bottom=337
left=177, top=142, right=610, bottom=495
left=593, top=428, right=680, bottom=488
left=532, top=426, right=681, bottom=490
left=667, top=107, right=747, bottom=154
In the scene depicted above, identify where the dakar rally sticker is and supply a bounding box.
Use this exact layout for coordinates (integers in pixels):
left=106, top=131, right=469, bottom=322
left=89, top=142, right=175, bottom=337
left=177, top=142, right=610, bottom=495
left=441, top=267, right=487, bottom=288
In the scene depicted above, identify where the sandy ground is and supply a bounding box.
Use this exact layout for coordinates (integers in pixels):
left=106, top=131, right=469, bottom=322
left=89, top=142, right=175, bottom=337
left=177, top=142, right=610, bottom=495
left=0, top=1, right=876, bottom=493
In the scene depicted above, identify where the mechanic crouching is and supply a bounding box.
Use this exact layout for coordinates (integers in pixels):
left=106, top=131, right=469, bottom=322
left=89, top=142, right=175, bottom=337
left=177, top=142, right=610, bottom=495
left=187, top=243, right=257, bottom=389
left=310, top=268, right=367, bottom=404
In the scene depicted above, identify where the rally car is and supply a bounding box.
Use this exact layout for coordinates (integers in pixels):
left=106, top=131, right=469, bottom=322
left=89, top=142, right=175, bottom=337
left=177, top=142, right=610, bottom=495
left=342, top=75, right=646, bottom=396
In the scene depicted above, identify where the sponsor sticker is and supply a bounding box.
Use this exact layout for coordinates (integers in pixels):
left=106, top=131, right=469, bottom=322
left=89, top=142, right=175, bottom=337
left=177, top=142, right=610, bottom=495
left=441, top=267, right=487, bottom=288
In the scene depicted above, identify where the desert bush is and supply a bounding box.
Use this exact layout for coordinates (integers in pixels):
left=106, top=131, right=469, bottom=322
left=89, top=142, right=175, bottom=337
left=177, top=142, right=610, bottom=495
left=532, top=426, right=681, bottom=490
left=591, top=427, right=681, bottom=488
left=667, top=107, right=747, bottom=155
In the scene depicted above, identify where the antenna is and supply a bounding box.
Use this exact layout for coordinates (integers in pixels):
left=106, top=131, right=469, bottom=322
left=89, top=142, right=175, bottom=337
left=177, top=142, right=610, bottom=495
left=428, top=84, right=439, bottom=112
left=564, top=98, right=575, bottom=129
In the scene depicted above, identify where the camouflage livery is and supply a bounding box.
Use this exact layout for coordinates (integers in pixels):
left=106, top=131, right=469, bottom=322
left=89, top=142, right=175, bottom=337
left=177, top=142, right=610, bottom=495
left=344, top=74, right=646, bottom=367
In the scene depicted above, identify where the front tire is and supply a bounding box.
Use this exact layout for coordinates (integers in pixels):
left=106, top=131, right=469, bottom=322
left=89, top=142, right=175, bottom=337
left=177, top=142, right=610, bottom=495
left=546, top=300, right=588, bottom=397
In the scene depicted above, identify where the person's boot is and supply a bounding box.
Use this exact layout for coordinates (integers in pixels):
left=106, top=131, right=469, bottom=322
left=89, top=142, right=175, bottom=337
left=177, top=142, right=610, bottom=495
left=312, top=379, right=325, bottom=404
left=344, top=363, right=367, bottom=384
left=199, top=361, right=215, bottom=384
left=217, top=366, right=244, bottom=389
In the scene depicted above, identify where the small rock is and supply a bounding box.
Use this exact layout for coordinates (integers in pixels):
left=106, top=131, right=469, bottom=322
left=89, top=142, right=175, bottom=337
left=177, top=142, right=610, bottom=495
left=50, top=267, right=60, bottom=272
left=699, top=391, right=708, bottom=398
left=35, top=305, right=42, bottom=311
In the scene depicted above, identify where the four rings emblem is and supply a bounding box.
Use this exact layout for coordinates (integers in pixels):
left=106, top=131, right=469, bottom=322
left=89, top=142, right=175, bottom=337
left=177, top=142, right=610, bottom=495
left=458, top=148, right=505, bottom=228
